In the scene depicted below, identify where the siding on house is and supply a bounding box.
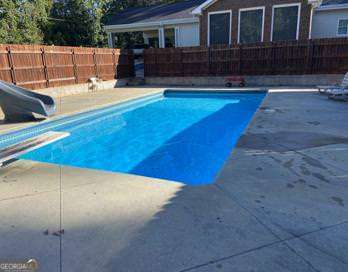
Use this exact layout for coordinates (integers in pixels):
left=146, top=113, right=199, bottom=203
left=199, top=0, right=312, bottom=46
left=177, top=23, right=200, bottom=47
left=312, top=9, right=348, bottom=38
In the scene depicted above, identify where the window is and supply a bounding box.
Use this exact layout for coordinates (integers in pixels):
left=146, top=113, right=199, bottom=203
left=165, top=28, right=175, bottom=48
left=338, top=19, right=348, bottom=36
left=272, top=4, right=300, bottom=41
left=208, top=11, right=231, bottom=45
left=239, top=7, right=264, bottom=44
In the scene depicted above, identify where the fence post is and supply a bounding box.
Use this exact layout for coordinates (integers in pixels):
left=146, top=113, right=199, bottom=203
left=154, top=50, right=158, bottom=77
left=306, top=40, right=313, bottom=74
left=238, top=44, right=242, bottom=75
left=71, top=49, right=78, bottom=83
left=6, top=46, right=16, bottom=84
left=93, top=49, right=99, bottom=78
left=41, top=48, right=49, bottom=88
left=208, top=47, right=211, bottom=75
left=229, top=46, right=233, bottom=75
left=128, top=50, right=134, bottom=78
left=112, top=49, right=117, bottom=79
left=180, top=49, right=184, bottom=77
left=270, top=43, right=275, bottom=75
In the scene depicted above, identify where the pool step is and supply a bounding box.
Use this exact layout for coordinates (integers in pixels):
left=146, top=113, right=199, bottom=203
left=0, top=131, right=70, bottom=167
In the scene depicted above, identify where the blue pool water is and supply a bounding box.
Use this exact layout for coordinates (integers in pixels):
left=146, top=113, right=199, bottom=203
left=3, top=91, right=265, bottom=185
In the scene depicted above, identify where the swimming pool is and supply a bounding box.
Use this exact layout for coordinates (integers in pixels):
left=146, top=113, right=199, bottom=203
left=0, top=90, right=266, bottom=185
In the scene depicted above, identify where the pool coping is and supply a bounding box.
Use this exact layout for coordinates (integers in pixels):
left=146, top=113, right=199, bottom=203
left=0, top=88, right=267, bottom=140
left=1, top=87, right=266, bottom=136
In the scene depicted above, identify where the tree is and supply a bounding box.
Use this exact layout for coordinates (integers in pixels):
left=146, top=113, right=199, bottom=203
left=87, top=0, right=109, bottom=47
left=44, top=0, right=93, bottom=46
left=44, top=0, right=110, bottom=47
left=0, top=0, right=52, bottom=44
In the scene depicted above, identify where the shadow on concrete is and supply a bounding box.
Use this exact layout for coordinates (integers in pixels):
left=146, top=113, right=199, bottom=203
left=237, top=131, right=348, bottom=152
left=0, top=117, right=46, bottom=125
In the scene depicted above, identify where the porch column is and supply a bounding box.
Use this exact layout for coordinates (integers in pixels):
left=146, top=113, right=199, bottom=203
left=107, top=33, right=113, bottom=48
left=158, top=27, right=165, bottom=48
left=143, top=33, right=150, bottom=45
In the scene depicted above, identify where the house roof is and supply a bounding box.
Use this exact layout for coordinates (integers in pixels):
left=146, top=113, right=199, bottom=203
left=105, top=0, right=348, bottom=29
left=105, top=0, right=206, bottom=26
left=316, top=0, right=348, bottom=10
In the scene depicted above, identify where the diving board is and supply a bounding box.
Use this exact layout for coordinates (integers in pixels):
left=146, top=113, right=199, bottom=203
left=0, top=131, right=69, bottom=166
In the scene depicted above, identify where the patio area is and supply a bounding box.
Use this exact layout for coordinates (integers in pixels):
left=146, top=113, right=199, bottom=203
left=1, top=87, right=348, bottom=272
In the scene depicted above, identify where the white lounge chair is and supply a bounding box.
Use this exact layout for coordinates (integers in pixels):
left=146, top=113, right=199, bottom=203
left=328, top=89, right=348, bottom=102
left=318, top=73, right=348, bottom=95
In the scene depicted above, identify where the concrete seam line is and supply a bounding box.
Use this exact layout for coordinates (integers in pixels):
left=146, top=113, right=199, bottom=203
left=289, top=234, right=348, bottom=265
left=178, top=185, right=347, bottom=271
left=179, top=184, right=348, bottom=272
left=177, top=221, right=347, bottom=272
left=215, top=181, right=348, bottom=265
left=278, top=142, right=348, bottom=177
left=213, top=184, right=322, bottom=272
left=276, top=142, right=348, bottom=190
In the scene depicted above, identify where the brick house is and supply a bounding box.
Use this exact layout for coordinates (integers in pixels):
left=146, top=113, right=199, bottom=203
left=193, top=0, right=314, bottom=46
left=104, top=0, right=347, bottom=48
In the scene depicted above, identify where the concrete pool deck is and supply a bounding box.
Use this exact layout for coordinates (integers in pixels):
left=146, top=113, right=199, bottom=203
left=0, top=87, right=348, bottom=271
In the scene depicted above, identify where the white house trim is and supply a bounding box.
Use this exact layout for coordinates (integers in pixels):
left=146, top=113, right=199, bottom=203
left=207, top=10, right=232, bottom=46
left=192, top=0, right=322, bottom=15
left=309, top=5, right=314, bottom=39
left=192, top=0, right=219, bottom=15
left=104, top=17, right=199, bottom=33
left=271, top=3, right=302, bottom=41
left=316, top=3, right=348, bottom=11
left=237, top=6, right=265, bottom=43
left=337, top=18, right=348, bottom=37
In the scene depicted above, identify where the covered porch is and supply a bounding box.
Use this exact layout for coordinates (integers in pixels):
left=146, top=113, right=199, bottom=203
left=103, top=0, right=203, bottom=49
left=105, top=22, right=180, bottom=49
left=105, top=18, right=199, bottom=49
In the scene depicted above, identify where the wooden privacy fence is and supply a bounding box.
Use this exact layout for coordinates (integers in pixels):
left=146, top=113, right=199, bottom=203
left=0, top=44, right=134, bottom=90
left=144, top=38, right=348, bottom=77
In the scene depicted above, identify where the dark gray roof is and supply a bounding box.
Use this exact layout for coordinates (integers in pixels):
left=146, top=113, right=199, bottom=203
left=105, top=0, right=205, bottom=25
left=321, top=0, right=348, bottom=6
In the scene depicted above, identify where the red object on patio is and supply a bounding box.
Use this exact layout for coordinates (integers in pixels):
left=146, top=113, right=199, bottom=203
left=225, top=76, right=245, bottom=87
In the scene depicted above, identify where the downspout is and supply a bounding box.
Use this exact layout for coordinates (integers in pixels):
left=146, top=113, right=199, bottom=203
left=309, top=7, right=314, bottom=39
left=308, top=0, right=323, bottom=39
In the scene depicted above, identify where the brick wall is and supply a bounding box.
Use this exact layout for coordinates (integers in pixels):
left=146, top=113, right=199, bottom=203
left=199, top=0, right=312, bottom=46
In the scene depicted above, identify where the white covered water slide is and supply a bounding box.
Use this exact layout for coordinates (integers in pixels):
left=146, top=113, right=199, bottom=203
left=0, top=80, right=56, bottom=122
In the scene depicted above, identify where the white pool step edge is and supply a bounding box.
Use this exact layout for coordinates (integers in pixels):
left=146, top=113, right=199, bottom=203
left=0, top=131, right=70, bottom=167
